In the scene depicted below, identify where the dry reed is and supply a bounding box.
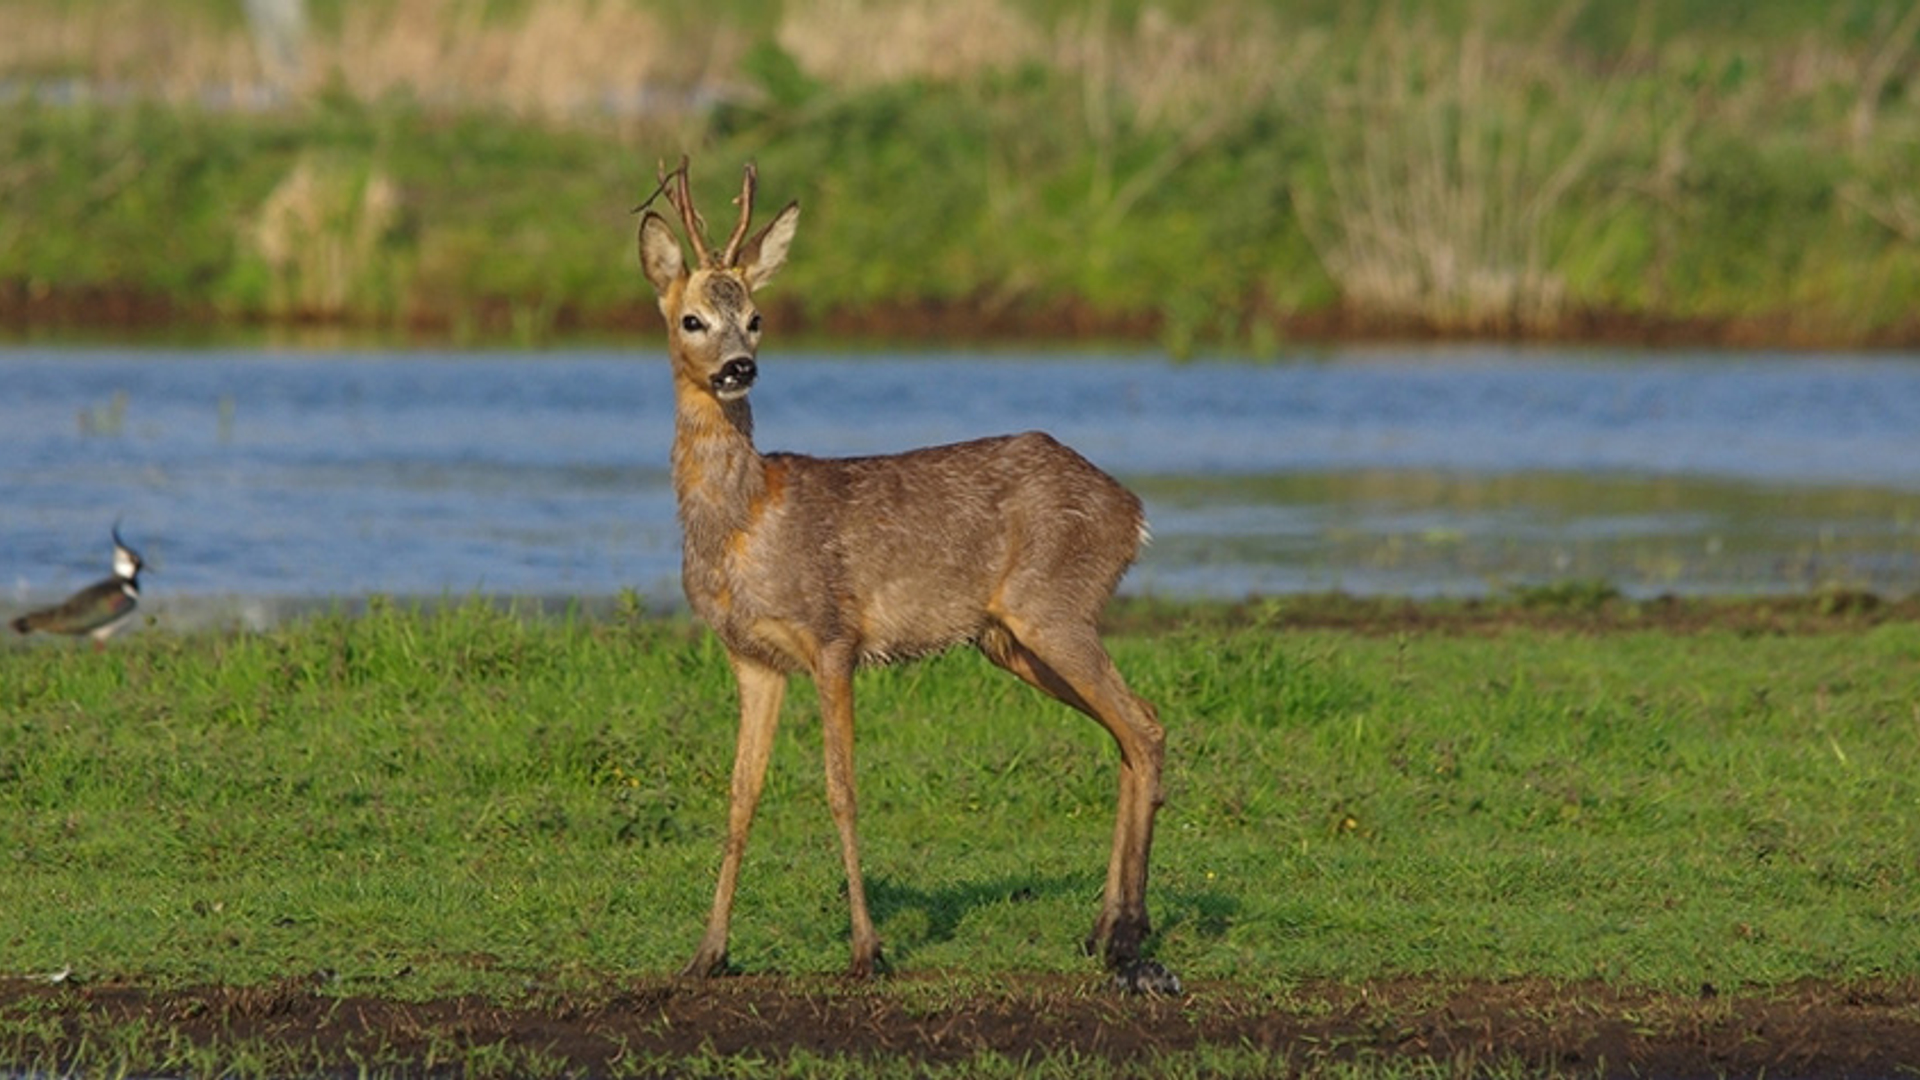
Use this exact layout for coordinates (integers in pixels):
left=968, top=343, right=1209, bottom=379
left=1297, top=15, right=1625, bottom=334
left=777, top=0, right=1295, bottom=135
left=777, top=0, right=1041, bottom=87
left=250, top=154, right=400, bottom=315
left=0, top=0, right=744, bottom=129
left=329, top=0, right=742, bottom=125
left=0, top=1, right=260, bottom=106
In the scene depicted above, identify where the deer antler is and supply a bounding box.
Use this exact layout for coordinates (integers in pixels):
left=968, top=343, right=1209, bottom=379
left=650, top=157, right=761, bottom=270
left=719, top=163, right=759, bottom=269
left=658, top=156, right=714, bottom=268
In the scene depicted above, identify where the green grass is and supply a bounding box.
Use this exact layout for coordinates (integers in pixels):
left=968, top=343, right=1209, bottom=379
left=3, top=599, right=1916, bottom=999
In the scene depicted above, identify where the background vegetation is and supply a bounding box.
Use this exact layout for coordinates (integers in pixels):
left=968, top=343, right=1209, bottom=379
left=4, top=0, right=1920, bottom=350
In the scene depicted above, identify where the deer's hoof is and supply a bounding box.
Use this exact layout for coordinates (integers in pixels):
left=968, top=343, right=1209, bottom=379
left=845, top=949, right=888, bottom=980
left=1111, top=959, right=1183, bottom=997
left=680, top=951, right=735, bottom=979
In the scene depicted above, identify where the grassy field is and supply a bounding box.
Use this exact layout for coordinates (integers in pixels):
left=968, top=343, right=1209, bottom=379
left=5, top=0, right=1920, bottom=349
left=1, top=598, right=1916, bottom=1075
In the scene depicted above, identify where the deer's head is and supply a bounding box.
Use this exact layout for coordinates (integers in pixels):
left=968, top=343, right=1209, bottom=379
left=638, top=159, right=800, bottom=402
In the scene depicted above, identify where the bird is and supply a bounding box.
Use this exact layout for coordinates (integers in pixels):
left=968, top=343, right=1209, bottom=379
left=11, top=524, right=148, bottom=649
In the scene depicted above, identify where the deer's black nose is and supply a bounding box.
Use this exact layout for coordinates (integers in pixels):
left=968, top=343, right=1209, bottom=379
left=713, top=357, right=757, bottom=398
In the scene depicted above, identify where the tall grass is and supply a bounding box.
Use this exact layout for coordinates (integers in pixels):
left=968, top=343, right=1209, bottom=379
left=0, top=0, right=739, bottom=134
left=777, top=0, right=1041, bottom=88
left=248, top=153, right=401, bottom=316
left=1298, top=15, right=1612, bottom=333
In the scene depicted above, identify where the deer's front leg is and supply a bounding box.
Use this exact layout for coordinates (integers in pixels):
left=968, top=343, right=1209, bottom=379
left=814, top=644, right=883, bottom=977
left=685, top=653, right=787, bottom=978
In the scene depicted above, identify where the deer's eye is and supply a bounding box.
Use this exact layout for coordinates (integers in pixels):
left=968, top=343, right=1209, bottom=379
left=681, top=314, right=707, bottom=333
left=748, top=314, right=763, bottom=333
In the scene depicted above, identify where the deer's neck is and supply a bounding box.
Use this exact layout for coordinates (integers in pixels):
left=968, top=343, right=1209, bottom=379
left=671, top=385, right=766, bottom=543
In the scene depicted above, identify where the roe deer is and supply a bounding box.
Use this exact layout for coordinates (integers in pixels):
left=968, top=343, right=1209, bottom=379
left=635, top=158, right=1177, bottom=994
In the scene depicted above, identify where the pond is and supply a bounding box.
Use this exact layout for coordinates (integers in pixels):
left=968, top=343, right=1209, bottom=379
left=4, top=343, right=1918, bottom=630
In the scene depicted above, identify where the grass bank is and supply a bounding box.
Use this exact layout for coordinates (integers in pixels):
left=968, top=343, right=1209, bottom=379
left=1, top=599, right=1916, bottom=1074
left=5, top=0, right=1920, bottom=350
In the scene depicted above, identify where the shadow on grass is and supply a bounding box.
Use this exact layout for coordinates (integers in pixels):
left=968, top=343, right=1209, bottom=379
left=1156, top=886, right=1241, bottom=943
left=864, top=872, right=1241, bottom=968
left=865, top=872, right=1086, bottom=966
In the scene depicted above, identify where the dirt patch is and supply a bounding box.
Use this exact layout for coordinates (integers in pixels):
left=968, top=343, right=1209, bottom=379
left=1102, top=590, right=1920, bottom=640
left=5, top=974, right=1917, bottom=1077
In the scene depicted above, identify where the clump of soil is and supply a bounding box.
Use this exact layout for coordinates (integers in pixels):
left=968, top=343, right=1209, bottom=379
left=6, top=974, right=1918, bottom=1077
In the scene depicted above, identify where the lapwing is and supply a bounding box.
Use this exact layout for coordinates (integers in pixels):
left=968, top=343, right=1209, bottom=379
left=11, top=524, right=147, bottom=649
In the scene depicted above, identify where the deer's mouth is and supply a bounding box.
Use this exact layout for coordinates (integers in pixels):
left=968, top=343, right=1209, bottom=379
left=712, top=358, right=757, bottom=399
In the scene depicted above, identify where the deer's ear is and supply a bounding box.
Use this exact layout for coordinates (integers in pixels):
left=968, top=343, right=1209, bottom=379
left=738, top=202, right=800, bottom=291
left=638, top=212, right=686, bottom=297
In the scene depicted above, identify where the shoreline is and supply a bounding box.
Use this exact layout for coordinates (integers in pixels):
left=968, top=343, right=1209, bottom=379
left=8, top=286, right=1920, bottom=354
left=5, top=590, right=1915, bottom=642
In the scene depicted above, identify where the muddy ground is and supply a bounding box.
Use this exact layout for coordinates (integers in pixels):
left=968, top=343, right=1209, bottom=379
left=5, top=972, right=1919, bottom=1078
left=1106, top=589, right=1920, bottom=640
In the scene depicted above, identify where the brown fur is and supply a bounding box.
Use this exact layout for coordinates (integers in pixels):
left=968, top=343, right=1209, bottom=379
left=637, top=160, right=1171, bottom=988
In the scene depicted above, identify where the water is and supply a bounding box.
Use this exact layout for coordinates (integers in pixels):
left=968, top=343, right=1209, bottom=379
left=4, top=343, right=1919, bottom=629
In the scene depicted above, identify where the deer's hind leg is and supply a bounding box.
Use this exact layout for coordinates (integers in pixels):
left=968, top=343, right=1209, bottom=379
left=812, top=642, right=884, bottom=978
left=979, top=615, right=1178, bottom=994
